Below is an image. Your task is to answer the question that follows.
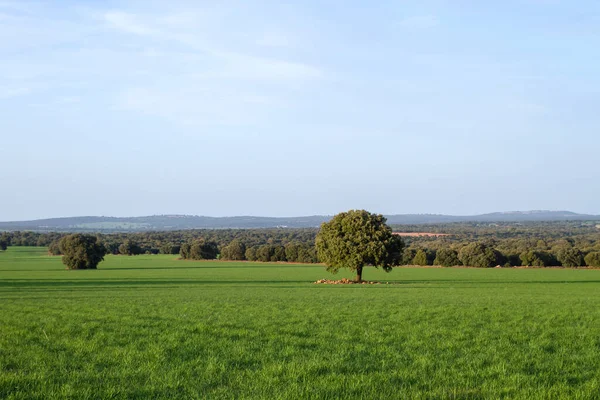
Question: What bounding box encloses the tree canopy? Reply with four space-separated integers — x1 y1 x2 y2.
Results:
180 239 219 260
433 248 460 267
315 210 403 282
458 242 503 268
220 239 246 260
59 234 107 270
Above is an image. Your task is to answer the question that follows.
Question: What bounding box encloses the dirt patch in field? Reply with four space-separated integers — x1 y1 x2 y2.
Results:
393 232 450 237
314 278 382 285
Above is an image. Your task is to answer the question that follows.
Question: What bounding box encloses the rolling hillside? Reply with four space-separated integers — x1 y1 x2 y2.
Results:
0 211 598 232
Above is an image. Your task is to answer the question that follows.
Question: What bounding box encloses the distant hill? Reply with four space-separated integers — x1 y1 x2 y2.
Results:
0 211 598 232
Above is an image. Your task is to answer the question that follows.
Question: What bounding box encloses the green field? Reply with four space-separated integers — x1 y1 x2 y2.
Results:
1 247 600 399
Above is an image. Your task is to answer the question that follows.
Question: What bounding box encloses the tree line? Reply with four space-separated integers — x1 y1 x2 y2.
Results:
1 220 599 267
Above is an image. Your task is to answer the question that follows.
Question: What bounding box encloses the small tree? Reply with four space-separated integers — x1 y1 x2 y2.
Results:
412 249 428 266
181 239 219 260
0 233 10 250
256 245 274 262
458 242 503 268
315 210 403 282
245 246 258 261
584 252 600 267
433 248 460 267
220 239 246 260
119 240 142 256
48 240 62 255
180 243 191 259
520 250 555 267
159 243 180 255
401 248 417 265
557 248 584 267
59 234 107 270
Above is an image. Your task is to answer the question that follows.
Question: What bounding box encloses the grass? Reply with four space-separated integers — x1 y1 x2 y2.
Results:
1 247 600 399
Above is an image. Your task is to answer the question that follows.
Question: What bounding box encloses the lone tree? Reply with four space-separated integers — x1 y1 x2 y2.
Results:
59 234 107 270
315 209 403 282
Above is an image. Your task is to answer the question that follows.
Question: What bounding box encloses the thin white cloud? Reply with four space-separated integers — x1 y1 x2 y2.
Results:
2 3 323 127
100 9 323 82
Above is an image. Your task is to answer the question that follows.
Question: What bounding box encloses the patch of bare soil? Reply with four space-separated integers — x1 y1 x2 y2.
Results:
314 278 381 285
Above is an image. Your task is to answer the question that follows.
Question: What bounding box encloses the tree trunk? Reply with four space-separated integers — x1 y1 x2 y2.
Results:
355 266 363 282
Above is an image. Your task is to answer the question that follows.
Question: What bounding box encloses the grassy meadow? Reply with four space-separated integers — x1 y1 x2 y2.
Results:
1 247 600 399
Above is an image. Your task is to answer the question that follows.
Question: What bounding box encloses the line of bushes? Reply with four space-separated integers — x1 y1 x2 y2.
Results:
400 243 600 268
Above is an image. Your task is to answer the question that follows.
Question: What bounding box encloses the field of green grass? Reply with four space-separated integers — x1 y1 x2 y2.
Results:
2 247 600 399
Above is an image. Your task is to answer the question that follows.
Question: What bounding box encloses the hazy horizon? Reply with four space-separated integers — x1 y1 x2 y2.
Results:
2 209 598 223
2 1 599 221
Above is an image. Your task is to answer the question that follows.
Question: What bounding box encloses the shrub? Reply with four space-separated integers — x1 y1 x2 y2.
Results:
59 234 107 270
584 252 600 267
412 249 428 266
433 248 460 267
458 243 503 268
520 251 555 267
557 248 584 267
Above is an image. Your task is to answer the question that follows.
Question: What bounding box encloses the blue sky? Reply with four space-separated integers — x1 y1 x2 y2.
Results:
1 0 598 220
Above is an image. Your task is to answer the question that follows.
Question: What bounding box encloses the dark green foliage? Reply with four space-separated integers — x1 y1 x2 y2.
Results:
119 240 142 256
458 242 503 268
284 242 301 262
183 240 219 260
520 251 556 267
557 248 585 267
248 245 287 262
584 252 600 267
0 232 10 251
179 243 191 259
220 239 246 260
504 254 522 267
2 220 597 269
412 249 428 266
255 245 287 262
284 242 319 263
58 234 107 270
255 245 272 262
315 210 403 281
47 240 62 255
433 248 460 267
103 241 120 255
272 245 287 262
297 246 318 263
159 243 180 255
401 248 417 265
245 246 258 261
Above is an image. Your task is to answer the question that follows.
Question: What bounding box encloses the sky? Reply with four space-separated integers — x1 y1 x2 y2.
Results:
1 0 599 220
